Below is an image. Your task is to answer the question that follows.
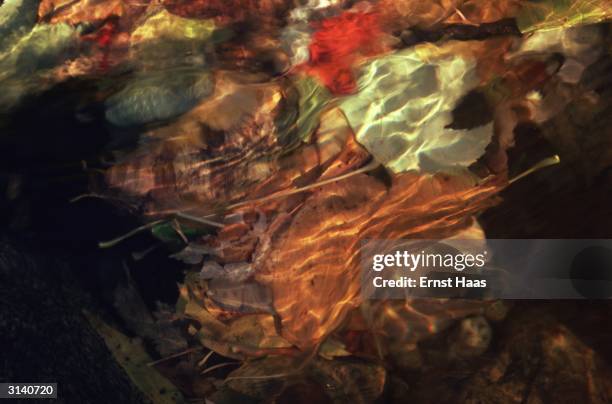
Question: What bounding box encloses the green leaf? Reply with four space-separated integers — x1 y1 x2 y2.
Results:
151 221 208 244
275 76 332 150
294 76 332 142
131 9 218 45
130 9 231 68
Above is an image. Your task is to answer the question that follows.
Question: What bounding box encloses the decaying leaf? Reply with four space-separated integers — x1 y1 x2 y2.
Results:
225 355 386 403
84 311 186 404
444 0 524 25
180 273 293 359
105 73 297 213
310 358 386 403
226 355 301 399
378 0 462 30
162 0 290 24
252 169 500 348
38 0 125 24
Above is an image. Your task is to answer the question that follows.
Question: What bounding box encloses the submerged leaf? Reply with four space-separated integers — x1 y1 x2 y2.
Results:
226 356 300 399
179 273 292 359
84 311 186 404
130 9 226 68
38 0 124 25
341 44 493 173
2 23 77 72
105 68 214 127
311 358 386 403
131 8 219 44
318 337 351 360
0 0 40 52
287 76 332 144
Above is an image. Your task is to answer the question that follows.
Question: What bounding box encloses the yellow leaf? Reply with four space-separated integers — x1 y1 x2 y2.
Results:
83 311 185 404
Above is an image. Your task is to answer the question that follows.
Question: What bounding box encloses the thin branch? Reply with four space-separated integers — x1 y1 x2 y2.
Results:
509 155 561 184
171 219 189 244
70 193 106 203
221 159 381 213
98 220 165 249
147 347 203 367
200 362 240 376
197 350 215 369
174 212 225 228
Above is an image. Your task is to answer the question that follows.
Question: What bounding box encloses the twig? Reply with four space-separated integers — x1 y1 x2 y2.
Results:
509 155 561 184
200 362 240 376
174 212 225 228
171 219 189 244
197 350 215 369
147 347 202 367
221 159 381 213
70 193 106 203
98 220 165 249
406 18 522 46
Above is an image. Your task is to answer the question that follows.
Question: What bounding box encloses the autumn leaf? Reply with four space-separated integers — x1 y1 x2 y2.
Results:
38 0 125 25
340 43 494 173
84 311 186 404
